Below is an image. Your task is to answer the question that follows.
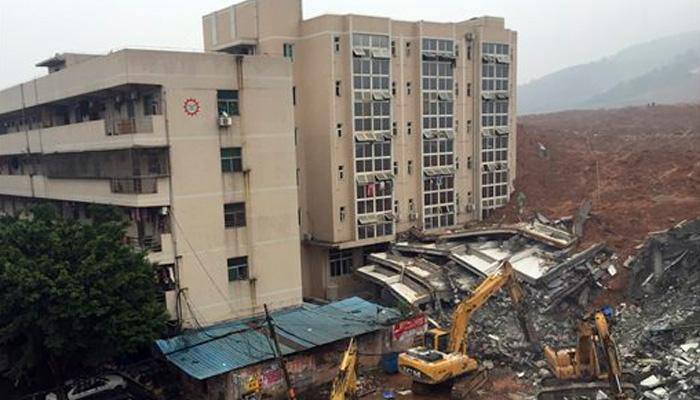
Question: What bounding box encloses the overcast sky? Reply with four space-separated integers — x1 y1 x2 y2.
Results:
0 0 698 89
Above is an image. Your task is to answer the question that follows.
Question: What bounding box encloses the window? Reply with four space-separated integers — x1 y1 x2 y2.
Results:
356 179 394 239
391 40 396 57
224 203 246 228
355 141 391 174
423 175 456 229
406 41 411 56
336 81 341 97
283 43 294 60
217 90 239 116
481 134 510 211
292 87 297 105
351 36 390 134
423 138 454 168
393 161 399 176
392 81 397 96
227 257 249 282
337 123 343 137
407 82 412 95
334 36 341 52
143 94 159 116
221 147 242 172
467 45 472 60
329 249 353 277
467 83 472 97
467 156 473 170
408 160 413 175
409 199 415 212
294 127 299 145
407 121 412 135
296 168 300 185
394 200 399 214
338 165 344 180
482 100 509 128
392 122 398 135
339 207 346 222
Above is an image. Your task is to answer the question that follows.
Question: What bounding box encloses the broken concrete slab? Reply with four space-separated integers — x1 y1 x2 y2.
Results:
640 375 661 388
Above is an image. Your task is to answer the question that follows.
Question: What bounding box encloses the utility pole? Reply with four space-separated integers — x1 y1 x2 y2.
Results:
264 304 296 400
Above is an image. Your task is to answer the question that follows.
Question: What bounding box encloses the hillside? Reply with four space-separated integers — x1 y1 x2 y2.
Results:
519 31 700 114
496 104 700 257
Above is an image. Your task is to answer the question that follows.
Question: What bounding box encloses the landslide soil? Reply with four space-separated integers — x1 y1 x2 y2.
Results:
495 104 700 259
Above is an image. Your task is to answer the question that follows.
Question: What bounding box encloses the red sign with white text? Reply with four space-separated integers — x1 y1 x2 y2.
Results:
392 314 427 341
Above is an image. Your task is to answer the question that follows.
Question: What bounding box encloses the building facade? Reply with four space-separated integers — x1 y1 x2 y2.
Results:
0 50 303 327
0 0 516 327
203 0 518 300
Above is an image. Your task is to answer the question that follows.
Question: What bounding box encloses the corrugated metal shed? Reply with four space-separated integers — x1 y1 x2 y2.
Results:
155 297 399 380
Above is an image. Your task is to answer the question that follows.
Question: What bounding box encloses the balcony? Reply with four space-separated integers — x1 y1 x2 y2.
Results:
110 177 159 194
0 115 167 156
0 175 33 197
146 233 175 265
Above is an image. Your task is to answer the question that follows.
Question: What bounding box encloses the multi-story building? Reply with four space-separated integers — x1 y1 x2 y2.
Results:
0 0 516 327
203 0 517 300
0 50 303 327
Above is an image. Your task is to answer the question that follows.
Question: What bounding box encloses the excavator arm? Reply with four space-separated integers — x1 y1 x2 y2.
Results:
330 338 359 400
543 312 630 400
594 313 625 398
447 261 533 354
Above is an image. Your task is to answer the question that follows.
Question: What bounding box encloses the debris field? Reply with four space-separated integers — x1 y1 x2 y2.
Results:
351 105 700 400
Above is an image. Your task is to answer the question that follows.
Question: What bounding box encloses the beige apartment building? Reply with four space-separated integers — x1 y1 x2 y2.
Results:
0 0 516 327
203 0 517 300
0 50 303 327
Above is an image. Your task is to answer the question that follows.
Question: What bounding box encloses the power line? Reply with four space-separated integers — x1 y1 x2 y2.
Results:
170 211 240 317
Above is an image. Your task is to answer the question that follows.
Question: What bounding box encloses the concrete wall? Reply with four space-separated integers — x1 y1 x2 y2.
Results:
0 50 303 327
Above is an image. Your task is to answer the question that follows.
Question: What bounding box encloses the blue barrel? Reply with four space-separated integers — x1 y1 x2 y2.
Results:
381 352 399 374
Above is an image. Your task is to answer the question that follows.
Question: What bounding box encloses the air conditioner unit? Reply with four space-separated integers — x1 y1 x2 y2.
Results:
218 117 233 127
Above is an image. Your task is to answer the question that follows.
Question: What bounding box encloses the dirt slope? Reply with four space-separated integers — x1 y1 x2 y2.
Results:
498 104 700 258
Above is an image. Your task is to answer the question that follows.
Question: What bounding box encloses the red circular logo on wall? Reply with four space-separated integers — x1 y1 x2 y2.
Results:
183 98 201 116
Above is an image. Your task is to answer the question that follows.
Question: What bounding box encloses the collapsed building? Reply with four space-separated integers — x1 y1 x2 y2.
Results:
356 217 616 321
355 217 699 399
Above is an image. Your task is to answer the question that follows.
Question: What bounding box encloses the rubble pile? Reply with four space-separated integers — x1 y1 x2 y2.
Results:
614 219 700 399
357 216 699 398
468 219 700 398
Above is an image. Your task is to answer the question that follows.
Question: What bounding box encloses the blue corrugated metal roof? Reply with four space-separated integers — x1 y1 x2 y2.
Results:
155 297 399 380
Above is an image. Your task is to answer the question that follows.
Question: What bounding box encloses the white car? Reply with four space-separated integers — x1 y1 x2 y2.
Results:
45 374 127 400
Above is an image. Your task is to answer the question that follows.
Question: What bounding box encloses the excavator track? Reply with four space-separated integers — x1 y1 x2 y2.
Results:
536 380 637 400
450 370 489 400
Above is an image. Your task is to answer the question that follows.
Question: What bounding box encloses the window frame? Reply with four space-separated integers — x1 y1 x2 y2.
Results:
329 249 353 277
220 147 242 173
224 202 246 228
217 90 240 117
227 256 249 282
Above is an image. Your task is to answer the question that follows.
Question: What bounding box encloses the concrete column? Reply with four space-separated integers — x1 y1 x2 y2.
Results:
652 240 664 283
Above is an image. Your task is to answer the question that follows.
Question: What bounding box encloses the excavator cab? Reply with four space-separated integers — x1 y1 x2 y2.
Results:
424 328 450 353
540 311 635 400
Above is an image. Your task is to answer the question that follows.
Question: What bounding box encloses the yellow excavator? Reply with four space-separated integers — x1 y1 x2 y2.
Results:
330 337 359 400
543 311 634 399
398 261 535 395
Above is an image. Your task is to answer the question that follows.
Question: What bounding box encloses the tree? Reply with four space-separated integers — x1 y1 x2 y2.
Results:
0 205 167 394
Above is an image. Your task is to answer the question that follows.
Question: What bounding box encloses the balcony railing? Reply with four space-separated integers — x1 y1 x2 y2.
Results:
107 117 155 136
110 177 159 194
125 235 163 253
